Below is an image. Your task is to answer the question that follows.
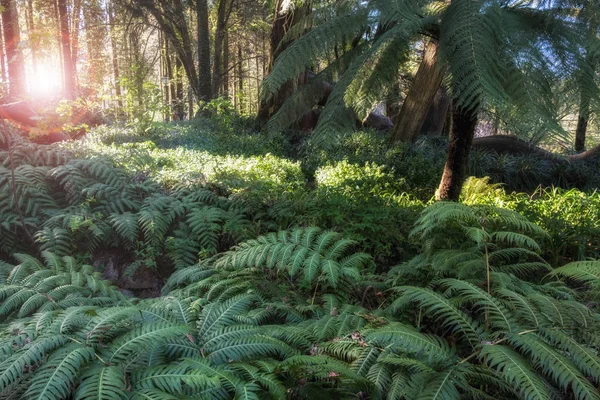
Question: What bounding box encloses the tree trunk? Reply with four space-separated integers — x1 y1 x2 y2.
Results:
175 56 184 119
0 19 7 85
257 0 296 120
390 39 446 143
436 104 478 201
107 2 122 109
213 0 228 96
197 0 212 101
238 45 243 113
71 0 82 86
421 86 451 136
57 0 75 98
223 30 229 97
25 0 37 74
1 0 26 98
159 34 171 122
575 91 591 152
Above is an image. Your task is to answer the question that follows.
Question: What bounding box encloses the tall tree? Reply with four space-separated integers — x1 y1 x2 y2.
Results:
197 0 212 100
107 1 123 108
57 0 75 97
127 0 200 99
213 0 231 96
1 0 26 98
71 0 82 86
25 0 37 74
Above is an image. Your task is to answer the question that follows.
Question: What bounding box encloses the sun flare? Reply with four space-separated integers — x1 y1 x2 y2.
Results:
29 63 61 96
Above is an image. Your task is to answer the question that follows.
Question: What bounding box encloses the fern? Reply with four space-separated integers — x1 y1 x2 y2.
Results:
1 203 600 399
218 228 371 290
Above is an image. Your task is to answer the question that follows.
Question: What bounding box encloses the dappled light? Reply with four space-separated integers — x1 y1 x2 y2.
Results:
1 0 600 399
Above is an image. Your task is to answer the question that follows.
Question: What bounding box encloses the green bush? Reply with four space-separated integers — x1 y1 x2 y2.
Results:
315 160 406 199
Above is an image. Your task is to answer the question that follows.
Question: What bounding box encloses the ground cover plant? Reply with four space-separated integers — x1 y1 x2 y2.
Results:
2 118 600 399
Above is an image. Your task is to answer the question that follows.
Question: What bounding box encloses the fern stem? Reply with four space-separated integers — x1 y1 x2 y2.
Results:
459 328 538 364
311 281 319 305
485 245 491 296
67 335 108 365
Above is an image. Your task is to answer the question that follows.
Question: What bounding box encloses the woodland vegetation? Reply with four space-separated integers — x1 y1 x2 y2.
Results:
1 0 600 399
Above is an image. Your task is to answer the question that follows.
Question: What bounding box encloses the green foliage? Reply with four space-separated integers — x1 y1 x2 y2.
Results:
0 141 255 273
217 227 372 290
2 202 600 399
315 160 406 199
265 0 595 142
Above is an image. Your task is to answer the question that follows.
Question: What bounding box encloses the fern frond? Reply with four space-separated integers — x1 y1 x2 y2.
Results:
480 344 552 400
25 343 95 400
75 365 127 400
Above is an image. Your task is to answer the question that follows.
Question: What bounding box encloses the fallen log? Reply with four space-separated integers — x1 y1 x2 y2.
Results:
472 135 600 163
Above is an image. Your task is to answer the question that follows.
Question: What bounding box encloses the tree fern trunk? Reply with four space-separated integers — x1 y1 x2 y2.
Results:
436 104 478 201
257 0 300 121
421 87 451 136
575 92 590 152
390 40 446 143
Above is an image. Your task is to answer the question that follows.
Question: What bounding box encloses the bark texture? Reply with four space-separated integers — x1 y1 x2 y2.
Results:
197 0 212 101
107 2 123 108
575 93 590 152
1 0 26 98
436 105 478 201
57 0 75 97
390 40 446 143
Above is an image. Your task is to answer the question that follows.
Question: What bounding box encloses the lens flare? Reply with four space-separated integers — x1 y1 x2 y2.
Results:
29 63 61 96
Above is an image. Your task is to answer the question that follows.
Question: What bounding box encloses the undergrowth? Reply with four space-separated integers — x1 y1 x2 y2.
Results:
1 120 600 399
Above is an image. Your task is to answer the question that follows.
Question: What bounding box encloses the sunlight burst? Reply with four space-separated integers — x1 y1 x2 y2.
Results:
29 63 61 96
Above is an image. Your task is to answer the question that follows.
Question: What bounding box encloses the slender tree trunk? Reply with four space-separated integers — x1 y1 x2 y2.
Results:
175 56 184 119
25 0 37 74
238 45 243 113
83 0 103 93
390 40 446 143
53 0 64 88
1 0 26 98
165 44 175 117
197 0 212 101
436 104 478 201
71 0 82 86
57 0 75 98
232 47 237 110
107 2 122 109
213 0 228 96
0 19 7 85
162 34 170 122
575 90 591 152
223 30 229 97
